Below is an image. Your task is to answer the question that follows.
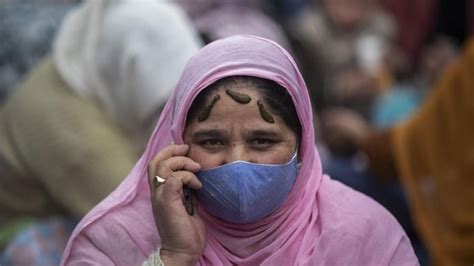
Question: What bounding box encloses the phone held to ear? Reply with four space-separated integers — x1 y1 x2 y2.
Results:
183 185 194 215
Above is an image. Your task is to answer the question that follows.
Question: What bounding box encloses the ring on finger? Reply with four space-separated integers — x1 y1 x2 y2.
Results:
153 175 167 187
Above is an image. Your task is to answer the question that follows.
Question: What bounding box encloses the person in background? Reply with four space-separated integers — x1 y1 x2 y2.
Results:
0 0 78 103
61 35 417 265
381 0 474 67
0 0 201 264
261 0 310 21
320 35 458 265
175 0 292 50
285 0 396 113
371 35 458 129
325 38 474 265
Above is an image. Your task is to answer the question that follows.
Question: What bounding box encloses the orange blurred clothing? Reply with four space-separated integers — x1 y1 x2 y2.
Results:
363 39 474 265
392 38 474 265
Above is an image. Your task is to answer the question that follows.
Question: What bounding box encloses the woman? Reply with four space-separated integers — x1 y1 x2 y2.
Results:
61 35 418 265
0 0 201 260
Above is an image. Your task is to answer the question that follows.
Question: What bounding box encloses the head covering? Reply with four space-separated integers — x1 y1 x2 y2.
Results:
61 35 417 265
53 0 202 150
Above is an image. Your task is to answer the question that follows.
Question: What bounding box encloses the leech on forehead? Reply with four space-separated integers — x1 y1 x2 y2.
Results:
257 100 275 123
225 89 251 104
197 94 221 122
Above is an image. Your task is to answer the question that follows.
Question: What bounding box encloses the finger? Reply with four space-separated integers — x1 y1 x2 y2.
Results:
170 171 202 190
148 144 189 179
153 171 202 199
154 175 184 204
152 172 201 211
158 156 201 175
150 175 168 190
148 156 201 188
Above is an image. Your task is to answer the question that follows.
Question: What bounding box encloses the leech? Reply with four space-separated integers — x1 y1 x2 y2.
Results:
197 94 221 122
225 89 251 104
257 100 275 123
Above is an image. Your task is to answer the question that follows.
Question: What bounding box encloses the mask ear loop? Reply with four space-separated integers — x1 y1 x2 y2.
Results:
295 146 303 172
297 162 303 172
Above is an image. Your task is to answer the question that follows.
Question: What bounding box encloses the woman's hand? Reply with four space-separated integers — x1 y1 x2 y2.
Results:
148 144 206 265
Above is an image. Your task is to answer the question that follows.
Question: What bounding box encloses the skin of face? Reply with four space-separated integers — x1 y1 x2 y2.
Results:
183 86 298 170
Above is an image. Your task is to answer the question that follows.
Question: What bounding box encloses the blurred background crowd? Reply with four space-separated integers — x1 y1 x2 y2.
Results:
0 0 473 265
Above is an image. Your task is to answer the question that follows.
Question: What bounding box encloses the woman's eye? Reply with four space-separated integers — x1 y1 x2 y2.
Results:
200 139 224 148
250 138 276 147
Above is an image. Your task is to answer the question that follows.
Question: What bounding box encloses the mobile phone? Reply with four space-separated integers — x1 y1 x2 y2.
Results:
183 185 194 215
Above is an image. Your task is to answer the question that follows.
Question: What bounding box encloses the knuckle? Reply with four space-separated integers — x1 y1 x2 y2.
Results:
156 162 168 175
147 163 154 175
168 174 180 182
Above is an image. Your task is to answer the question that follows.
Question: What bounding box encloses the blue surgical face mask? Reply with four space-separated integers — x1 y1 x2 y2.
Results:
196 153 298 224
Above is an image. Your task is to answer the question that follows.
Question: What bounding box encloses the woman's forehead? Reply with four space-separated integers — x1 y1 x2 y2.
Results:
204 83 262 99
181 74 304 142
194 87 271 123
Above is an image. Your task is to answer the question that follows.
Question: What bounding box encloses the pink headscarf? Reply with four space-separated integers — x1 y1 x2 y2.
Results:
61 35 418 265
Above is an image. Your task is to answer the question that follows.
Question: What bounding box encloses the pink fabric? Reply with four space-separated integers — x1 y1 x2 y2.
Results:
61 35 418 265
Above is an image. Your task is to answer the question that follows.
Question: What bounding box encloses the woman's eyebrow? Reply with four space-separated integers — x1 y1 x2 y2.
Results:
247 130 280 138
192 129 227 138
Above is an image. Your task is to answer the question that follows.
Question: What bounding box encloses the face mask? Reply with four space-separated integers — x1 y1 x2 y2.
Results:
196 153 298 224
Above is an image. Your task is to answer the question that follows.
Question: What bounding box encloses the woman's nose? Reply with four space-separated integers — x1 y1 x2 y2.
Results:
224 144 254 164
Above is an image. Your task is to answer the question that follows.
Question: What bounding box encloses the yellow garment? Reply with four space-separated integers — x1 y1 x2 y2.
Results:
393 39 474 265
0 58 138 226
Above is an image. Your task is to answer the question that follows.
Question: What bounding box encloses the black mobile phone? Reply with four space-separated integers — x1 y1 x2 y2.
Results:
183 185 194 215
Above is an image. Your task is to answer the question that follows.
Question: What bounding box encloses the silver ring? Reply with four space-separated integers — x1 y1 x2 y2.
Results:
153 175 166 187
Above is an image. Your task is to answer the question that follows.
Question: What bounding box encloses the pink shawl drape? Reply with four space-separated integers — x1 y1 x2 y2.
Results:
61 35 418 265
